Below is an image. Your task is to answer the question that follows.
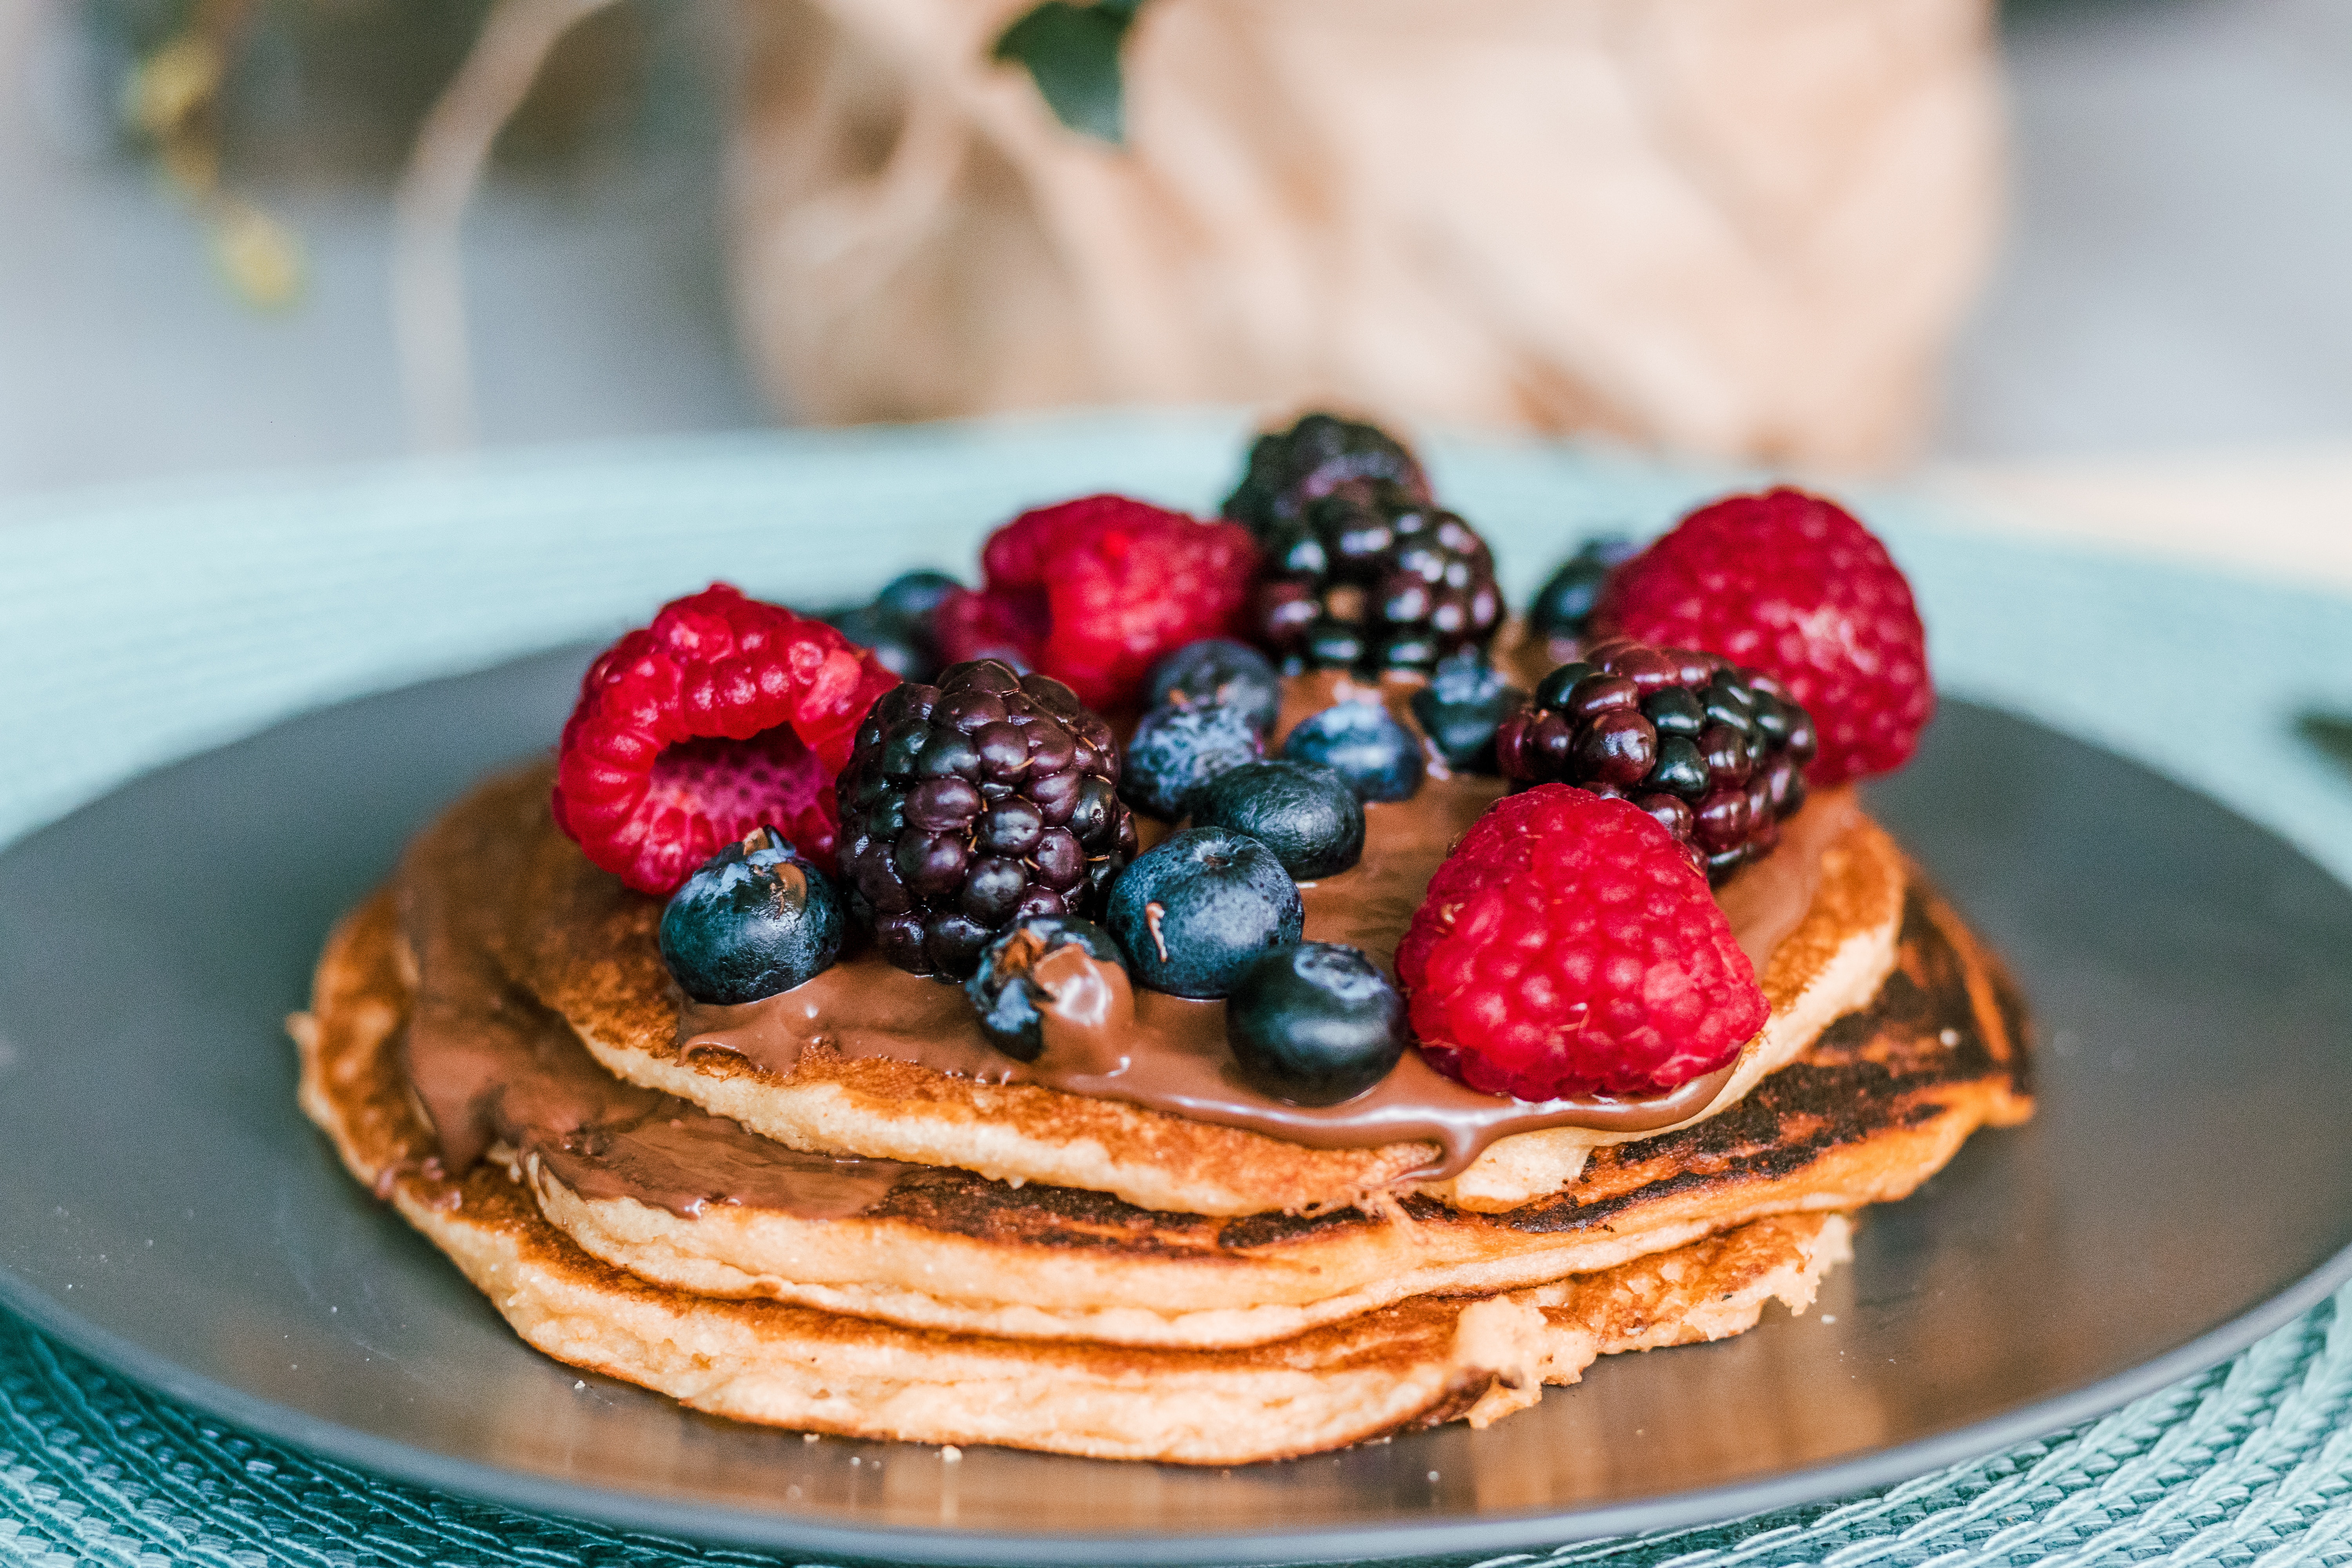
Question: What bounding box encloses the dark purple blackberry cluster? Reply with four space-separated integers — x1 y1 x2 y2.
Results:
1249 484 1506 675
1221 412 1430 534
836 659 1137 979
1495 639 1818 886
1222 413 1502 677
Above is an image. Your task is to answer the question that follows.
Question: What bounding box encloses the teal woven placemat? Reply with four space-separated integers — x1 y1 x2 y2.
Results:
7 412 2352 1566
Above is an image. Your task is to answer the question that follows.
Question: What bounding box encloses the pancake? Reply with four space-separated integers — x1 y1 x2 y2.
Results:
312 833 2024 1348
463 764 1909 1217
292 898 1853 1462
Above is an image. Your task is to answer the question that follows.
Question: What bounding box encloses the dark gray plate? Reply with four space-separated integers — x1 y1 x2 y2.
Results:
4 652 2351 1566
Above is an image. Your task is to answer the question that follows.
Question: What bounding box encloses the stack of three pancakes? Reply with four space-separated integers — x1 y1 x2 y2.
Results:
294 758 2030 1464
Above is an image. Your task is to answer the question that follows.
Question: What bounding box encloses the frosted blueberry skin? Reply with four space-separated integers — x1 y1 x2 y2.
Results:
820 603 931 681
1410 650 1528 775
1120 702 1265 820
874 569 962 625
1145 638 1282 737
1187 760 1365 880
659 828 846 1005
1106 826 1303 999
965 915 1127 1063
1281 701 1425 803
1225 942 1409 1106
1528 535 1637 642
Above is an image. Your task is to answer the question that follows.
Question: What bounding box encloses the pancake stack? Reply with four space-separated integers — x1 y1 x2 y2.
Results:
294 737 2031 1463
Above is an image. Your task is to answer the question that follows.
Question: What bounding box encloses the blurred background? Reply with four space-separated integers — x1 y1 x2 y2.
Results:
0 0 2347 501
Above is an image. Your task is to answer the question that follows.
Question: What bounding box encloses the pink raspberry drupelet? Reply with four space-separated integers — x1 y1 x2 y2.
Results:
933 494 1258 713
1592 487 1933 786
552 583 901 895
1396 784 1768 1101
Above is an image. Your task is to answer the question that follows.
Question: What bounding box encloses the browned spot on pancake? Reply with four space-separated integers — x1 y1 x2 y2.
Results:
1216 881 2032 1248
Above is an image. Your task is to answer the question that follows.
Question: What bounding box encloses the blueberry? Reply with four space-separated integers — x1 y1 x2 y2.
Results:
1528 535 1638 641
658 827 846 1005
1408 651 1527 774
1146 638 1281 736
1187 760 1364 880
1120 702 1264 819
1281 702 1425 802
965 915 1127 1062
1105 826 1303 998
874 570 961 626
821 603 931 681
1225 943 1408 1106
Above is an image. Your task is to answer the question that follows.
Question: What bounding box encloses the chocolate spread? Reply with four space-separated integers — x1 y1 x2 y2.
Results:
396 777 913 1220
677 778 1860 1180
397 690 1856 1214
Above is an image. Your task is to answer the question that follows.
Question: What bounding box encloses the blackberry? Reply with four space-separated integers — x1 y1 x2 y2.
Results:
1495 638 1818 886
836 659 1137 980
1221 414 1501 677
1221 412 1430 535
1244 481 1504 676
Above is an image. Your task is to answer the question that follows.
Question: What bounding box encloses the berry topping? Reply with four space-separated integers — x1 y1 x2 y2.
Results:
1528 535 1639 649
1242 482 1505 677
875 569 963 626
1105 826 1303 998
1396 784 1766 1101
1281 701 1425 803
820 605 929 682
966 915 1129 1063
553 584 900 896
1225 942 1408 1107
1187 760 1365 880
835 659 1137 980
1121 701 1265 820
933 495 1257 713
819 569 964 683
1408 650 1527 775
658 827 846 1005
1221 411 1431 534
1494 638 1815 886
1146 638 1282 737
1591 488 1932 784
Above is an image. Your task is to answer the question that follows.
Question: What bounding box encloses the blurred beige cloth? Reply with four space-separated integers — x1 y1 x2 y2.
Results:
729 0 2002 469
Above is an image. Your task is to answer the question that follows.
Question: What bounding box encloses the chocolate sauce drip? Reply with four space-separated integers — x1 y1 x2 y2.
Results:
678 779 1861 1181
394 715 1856 1218
397 773 913 1221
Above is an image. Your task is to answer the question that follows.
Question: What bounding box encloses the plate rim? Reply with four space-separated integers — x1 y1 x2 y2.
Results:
9 1241 2352 1565
6 677 2352 1563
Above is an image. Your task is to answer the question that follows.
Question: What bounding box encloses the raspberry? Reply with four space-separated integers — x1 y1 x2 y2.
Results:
1494 637 1816 886
933 496 1258 713
553 584 900 896
1590 488 1932 785
835 659 1138 980
1395 785 1766 1100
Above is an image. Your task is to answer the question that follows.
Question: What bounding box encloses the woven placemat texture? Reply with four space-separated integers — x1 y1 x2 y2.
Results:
6 415 2352 1566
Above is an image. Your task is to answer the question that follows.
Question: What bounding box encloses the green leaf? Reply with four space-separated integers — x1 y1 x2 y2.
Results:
993 0 1145 145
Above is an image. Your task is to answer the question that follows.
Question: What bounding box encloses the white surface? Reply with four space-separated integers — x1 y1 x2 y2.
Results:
1 0 2348 499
